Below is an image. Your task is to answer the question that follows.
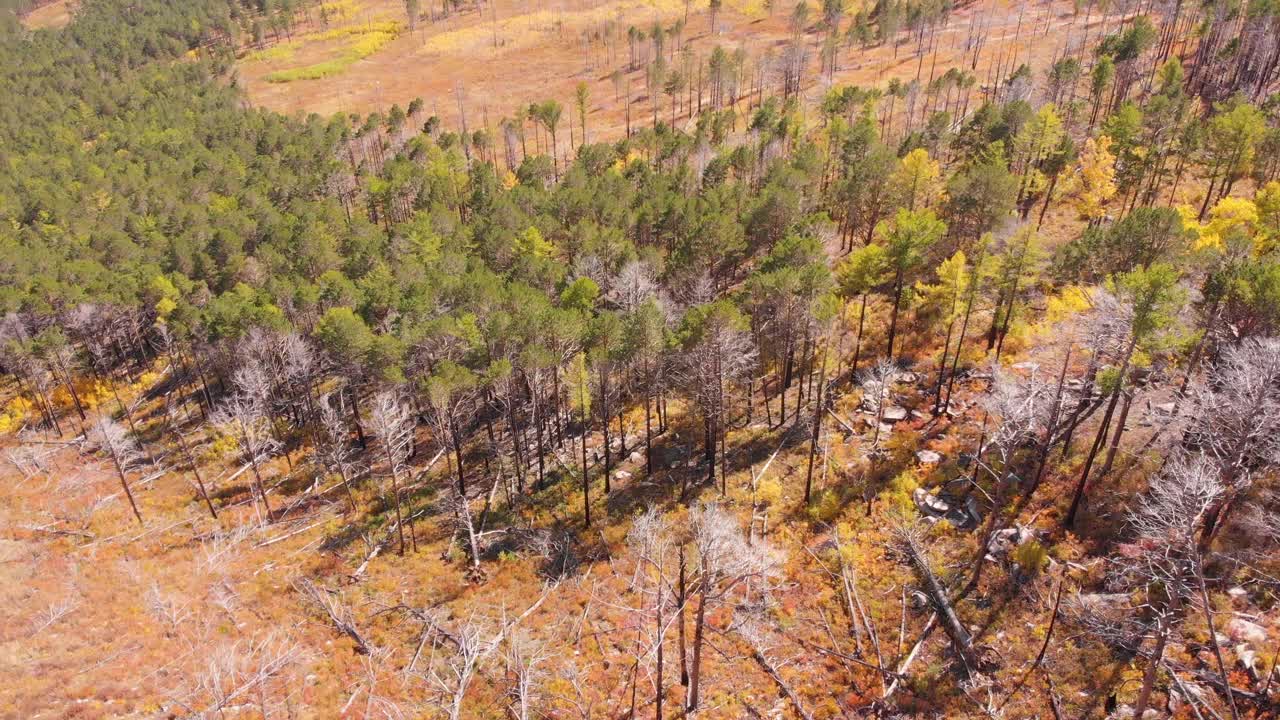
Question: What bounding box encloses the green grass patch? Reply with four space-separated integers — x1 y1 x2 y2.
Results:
263 23 401 83
245 41 300 63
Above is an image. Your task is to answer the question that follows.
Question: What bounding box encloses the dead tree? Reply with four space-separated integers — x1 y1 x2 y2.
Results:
418 589 553 720
626 508 680 720
211 394 280 525
1183 337 1280 550
93 417 145 525
1111 453 1237 720
963 366 1052 596
368 390 415 555
504 629 551 720
898 526 980 672
162 396 218 520
686 503 782 712
317 392 360 514
294 578 372 654
860 359 898 447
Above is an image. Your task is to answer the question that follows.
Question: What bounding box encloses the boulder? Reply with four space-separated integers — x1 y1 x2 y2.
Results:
1237 644 1259 674
628 451 643 465
1011 361 1039 373
916 449 943 465
1226 617 1268 646
913 488 951 515
613 469 633 481
882 406 909 422
1153 401 1177 415
892 371 919 385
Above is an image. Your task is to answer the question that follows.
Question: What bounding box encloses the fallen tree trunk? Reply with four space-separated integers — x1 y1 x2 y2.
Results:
902 534 979 671
748 646 814 720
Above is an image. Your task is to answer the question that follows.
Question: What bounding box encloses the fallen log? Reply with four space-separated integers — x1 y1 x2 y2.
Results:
749 646 814 720
902 534 979 671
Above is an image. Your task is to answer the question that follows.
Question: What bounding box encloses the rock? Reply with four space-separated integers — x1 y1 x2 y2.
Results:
628 451 643 465
916 449 943 464
1011 361 1039 372
613 469 632 481
1227 586 1248 603
1154 401 1177 415
1237 644 1259 674
1226 617 1267 646
892 370 919 384
908 590 930 610
914 487 951 515
882 406 908 422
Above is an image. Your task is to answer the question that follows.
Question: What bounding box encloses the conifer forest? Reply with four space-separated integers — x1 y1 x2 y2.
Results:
2 0 1280 716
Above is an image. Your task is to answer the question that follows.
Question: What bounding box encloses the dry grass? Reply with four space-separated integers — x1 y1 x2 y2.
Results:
19 0 75 30
239 0 1089 157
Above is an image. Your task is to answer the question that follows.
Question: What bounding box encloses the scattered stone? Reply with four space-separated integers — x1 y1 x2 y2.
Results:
989 526 1037 557
914 488 951 515
1227 617 1267 646
916 450 943 465
1237 644 1259 674
949 496 982 529
882 406 908 422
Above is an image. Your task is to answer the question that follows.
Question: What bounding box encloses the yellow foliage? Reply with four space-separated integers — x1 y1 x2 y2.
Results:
892 148 944 209
1043 285 1093 324
0 396 34 434
244 41 300 63
319 0 362 21
131 370 162 396
880 469 919 515
50 378 108 412
264 23 403 83
806 489 843 523
1181 196 1259 252
203 431 241 464
755 477 783 508
1012 539 1049 576
1065 135 1117 222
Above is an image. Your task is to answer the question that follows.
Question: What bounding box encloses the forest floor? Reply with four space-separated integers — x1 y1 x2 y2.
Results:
238 0 1103 146
0 313 1190 717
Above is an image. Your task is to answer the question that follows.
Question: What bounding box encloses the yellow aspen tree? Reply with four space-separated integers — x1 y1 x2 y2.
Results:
1064 134 1117 225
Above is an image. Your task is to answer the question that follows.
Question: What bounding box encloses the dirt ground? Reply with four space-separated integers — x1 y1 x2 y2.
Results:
18 0 75 29
241 0 1098 146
